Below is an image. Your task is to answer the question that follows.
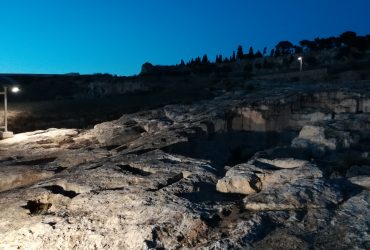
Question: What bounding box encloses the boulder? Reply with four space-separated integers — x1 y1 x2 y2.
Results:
244 179 343 211
217 160 322 195
93 121 145 146
216 164 262 195
292 125 337 151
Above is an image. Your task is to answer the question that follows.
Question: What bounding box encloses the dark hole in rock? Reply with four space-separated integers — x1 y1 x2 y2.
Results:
153 173 184 191
201 213 222 228
158 158 180 164
163 131 297 176
222 208 232 217
45 222 57 229
22 200 52 215
44 185 79 198
103 145 120 150
12 157 57 166
176 235 185 242
117 164 151 176
176 182 245 204
114 145 128 152
52 166 67 173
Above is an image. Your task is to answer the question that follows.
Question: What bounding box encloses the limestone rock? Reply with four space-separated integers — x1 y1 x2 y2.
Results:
244 179 343 211
292 125 337 151
256 157 309 169
93 121 145 146
348 176 370 189
216 164 262 195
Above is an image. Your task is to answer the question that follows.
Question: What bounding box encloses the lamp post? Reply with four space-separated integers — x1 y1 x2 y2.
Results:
0 86 20 139
298 56 303 72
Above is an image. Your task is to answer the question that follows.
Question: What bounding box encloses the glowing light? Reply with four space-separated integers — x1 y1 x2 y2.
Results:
11 87 20 93
298 57 302 61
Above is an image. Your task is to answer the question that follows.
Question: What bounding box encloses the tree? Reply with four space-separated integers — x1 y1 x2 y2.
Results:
216 55 223 63
194 56 201 65
340 31 357 47
270 49 275 57
300 40 316 51
231 51 236 62
180 59 185 66
202 54 209 64
263 47 267 56
247 46 254 59
255 50 263 58
237 45 244 60
275 41 294 56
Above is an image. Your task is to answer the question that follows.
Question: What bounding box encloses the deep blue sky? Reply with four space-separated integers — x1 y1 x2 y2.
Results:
0 0 369 76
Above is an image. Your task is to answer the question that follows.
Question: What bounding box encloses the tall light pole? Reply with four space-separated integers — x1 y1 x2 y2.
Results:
0 86 20 139
298 56 303 72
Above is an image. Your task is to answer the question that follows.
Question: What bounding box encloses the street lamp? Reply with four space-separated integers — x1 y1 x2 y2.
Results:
0 85 20 139
298 56 303 72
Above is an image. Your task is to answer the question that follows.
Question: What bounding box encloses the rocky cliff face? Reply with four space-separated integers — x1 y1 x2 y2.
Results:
0 81 370 249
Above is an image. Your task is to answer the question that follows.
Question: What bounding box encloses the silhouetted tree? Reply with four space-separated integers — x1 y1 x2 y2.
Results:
247 46 254 59
180 59 185 66
275 41 294 56
270 49 275 57
231 51 236 62
300 40 316 51
255 50 263 58
202 54 209 64
314 37 335 50
194 57 201 65
216 55 223 63
263 47 267 56
340 31 357 47
237 45 244 60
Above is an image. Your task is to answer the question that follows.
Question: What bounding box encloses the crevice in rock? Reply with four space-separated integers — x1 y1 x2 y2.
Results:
103 145 120 150
176 182 245 204
163 131 296 177
149 173 184 191
44 185 79 198
51 166 67 173
44 221 57 229
126 148 155 155
116 164 151 176
12 157 57 166
91 187 126 194
145 226 165 250
85 164 103 170
113 145 128 152
22 200 52 215
201 213 222 228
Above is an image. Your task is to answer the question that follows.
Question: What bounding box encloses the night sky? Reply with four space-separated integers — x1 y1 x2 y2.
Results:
0 0 369 76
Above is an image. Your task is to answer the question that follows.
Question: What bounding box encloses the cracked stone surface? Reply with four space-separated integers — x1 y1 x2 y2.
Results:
1 82 370 249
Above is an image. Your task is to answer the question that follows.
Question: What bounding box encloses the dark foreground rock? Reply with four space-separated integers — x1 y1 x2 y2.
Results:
1 81 370 249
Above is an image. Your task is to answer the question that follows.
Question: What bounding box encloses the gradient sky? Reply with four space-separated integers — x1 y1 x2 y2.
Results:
0 0 369 76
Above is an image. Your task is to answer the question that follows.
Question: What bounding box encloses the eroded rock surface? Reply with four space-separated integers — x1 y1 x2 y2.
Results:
1 83 370 249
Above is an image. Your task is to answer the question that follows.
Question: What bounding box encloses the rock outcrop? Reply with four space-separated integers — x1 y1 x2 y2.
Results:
1 81 370 249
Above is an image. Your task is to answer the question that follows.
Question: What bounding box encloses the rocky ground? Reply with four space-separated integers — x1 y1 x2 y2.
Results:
0 80 370 249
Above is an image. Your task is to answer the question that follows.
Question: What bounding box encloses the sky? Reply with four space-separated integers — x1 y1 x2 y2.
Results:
0 0 369 76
